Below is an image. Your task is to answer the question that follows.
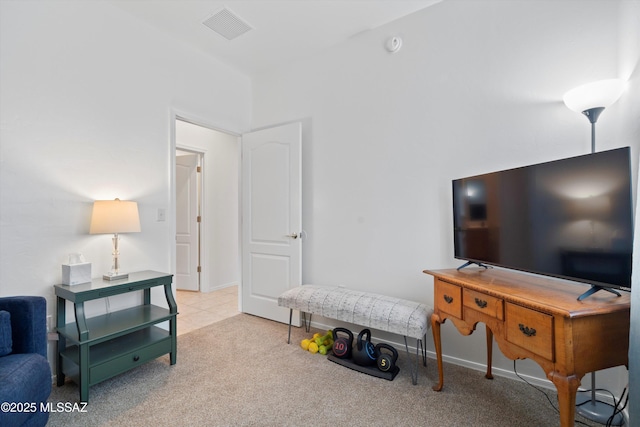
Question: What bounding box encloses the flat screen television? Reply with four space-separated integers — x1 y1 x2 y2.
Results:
452 147 633 300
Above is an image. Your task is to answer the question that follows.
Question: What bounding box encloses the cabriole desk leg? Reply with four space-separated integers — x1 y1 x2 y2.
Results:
485 327 494 380
431 312 445 392
549 372 580 427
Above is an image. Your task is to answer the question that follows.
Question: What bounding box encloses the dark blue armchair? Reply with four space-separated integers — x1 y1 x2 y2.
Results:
0 296 52 427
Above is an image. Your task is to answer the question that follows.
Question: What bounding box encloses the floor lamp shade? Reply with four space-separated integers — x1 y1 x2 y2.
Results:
563 78 626 114
90 199 141 280
563 78 626 155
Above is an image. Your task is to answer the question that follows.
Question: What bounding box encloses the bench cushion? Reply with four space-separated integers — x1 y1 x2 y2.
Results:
278 285 432 340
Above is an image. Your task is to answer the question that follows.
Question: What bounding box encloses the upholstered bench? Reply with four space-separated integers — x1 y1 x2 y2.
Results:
278 285 433 384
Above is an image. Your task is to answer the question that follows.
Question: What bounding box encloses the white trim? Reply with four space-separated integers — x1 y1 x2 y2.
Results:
207 281 240 293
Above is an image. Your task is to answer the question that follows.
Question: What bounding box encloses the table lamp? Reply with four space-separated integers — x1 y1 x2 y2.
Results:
90 198 141 280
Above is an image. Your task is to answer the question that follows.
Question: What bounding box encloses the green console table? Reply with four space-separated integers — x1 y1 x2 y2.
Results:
54 270 177 402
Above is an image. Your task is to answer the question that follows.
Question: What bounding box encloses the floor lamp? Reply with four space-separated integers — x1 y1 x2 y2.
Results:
563 78 626 425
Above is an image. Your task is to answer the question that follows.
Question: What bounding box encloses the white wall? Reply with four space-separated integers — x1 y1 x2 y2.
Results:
251 0 639 401
175 120 240 293
0 1 250 324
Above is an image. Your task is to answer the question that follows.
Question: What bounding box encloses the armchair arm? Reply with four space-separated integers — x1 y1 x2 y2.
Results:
0 296 47 358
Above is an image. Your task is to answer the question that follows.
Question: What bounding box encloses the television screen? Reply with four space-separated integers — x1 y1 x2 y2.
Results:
453 147 633 294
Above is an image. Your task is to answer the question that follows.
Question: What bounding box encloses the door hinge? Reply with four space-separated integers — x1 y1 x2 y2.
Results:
197 166 201 173
197 216 201 222
197 266 201 273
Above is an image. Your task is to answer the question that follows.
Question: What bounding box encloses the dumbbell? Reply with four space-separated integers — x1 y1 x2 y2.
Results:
375 343 398 372
331 327 353 359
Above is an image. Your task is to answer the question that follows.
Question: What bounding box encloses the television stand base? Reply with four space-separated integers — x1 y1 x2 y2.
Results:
456 261 491 271
577 285 621 301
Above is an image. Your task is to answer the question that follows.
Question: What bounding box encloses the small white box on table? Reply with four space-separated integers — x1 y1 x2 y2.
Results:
61 254 92 285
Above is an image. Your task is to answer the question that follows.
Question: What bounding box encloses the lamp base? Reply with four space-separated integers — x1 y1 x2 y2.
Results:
103 272 129 281
575 395 624 426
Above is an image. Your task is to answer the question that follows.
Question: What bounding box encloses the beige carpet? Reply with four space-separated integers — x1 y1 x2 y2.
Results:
47 313 603 426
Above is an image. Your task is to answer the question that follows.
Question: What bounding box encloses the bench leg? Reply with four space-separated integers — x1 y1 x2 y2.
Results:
286 309 313 344
422 333 428 367
302 312 312 332
404 336 423 385
287 309 293 344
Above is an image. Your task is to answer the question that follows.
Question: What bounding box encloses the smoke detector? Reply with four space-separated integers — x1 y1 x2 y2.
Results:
385 36 403 53
203 7 253 41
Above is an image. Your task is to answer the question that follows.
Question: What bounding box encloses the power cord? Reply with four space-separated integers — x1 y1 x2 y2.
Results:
512 361 593 427
512 360 558 413
605 388 628 427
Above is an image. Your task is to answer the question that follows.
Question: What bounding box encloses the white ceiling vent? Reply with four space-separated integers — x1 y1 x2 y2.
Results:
203 7 253 41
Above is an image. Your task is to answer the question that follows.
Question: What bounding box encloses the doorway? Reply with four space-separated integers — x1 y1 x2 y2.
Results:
174 118 241 298
171 115 302 328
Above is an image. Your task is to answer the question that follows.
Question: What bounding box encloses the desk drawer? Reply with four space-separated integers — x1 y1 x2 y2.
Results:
98 281 151 297
435 280 462 318
463 289 504 320
505 303 554 361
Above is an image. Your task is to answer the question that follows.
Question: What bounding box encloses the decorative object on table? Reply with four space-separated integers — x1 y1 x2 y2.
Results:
61 253 91 285
563 79 627 427
89 198 141 281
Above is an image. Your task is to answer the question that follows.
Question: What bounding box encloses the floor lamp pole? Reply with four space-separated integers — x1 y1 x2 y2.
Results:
581 106 604 155
574 106 624 426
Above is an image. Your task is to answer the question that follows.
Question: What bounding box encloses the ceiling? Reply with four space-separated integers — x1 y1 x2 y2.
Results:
109 1 442 77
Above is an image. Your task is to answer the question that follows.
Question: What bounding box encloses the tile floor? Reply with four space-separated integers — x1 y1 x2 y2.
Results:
175 285 240 336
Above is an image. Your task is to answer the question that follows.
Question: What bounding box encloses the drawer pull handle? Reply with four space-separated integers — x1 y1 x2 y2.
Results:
518 324 536 337
133 355 140 362
474 298 488 308
443 295 453 304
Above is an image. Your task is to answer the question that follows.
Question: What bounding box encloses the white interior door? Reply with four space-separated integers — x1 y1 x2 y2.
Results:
176 153 200 291
241 122 301 325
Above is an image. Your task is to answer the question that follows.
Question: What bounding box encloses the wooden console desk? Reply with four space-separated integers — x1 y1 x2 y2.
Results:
425 268 630 427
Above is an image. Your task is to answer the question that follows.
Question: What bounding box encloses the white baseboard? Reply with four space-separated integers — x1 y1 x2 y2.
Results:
205 281 239 292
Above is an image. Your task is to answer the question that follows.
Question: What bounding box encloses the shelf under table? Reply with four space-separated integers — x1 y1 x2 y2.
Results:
57 304 173 345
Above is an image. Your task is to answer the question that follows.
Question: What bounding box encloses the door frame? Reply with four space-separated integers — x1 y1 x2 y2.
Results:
169 109 242 307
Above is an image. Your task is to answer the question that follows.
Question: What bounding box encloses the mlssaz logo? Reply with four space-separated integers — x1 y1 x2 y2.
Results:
41 402 88 413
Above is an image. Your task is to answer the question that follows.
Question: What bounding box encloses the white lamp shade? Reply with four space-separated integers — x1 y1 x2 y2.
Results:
563 78 626 113
90 199 141 234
